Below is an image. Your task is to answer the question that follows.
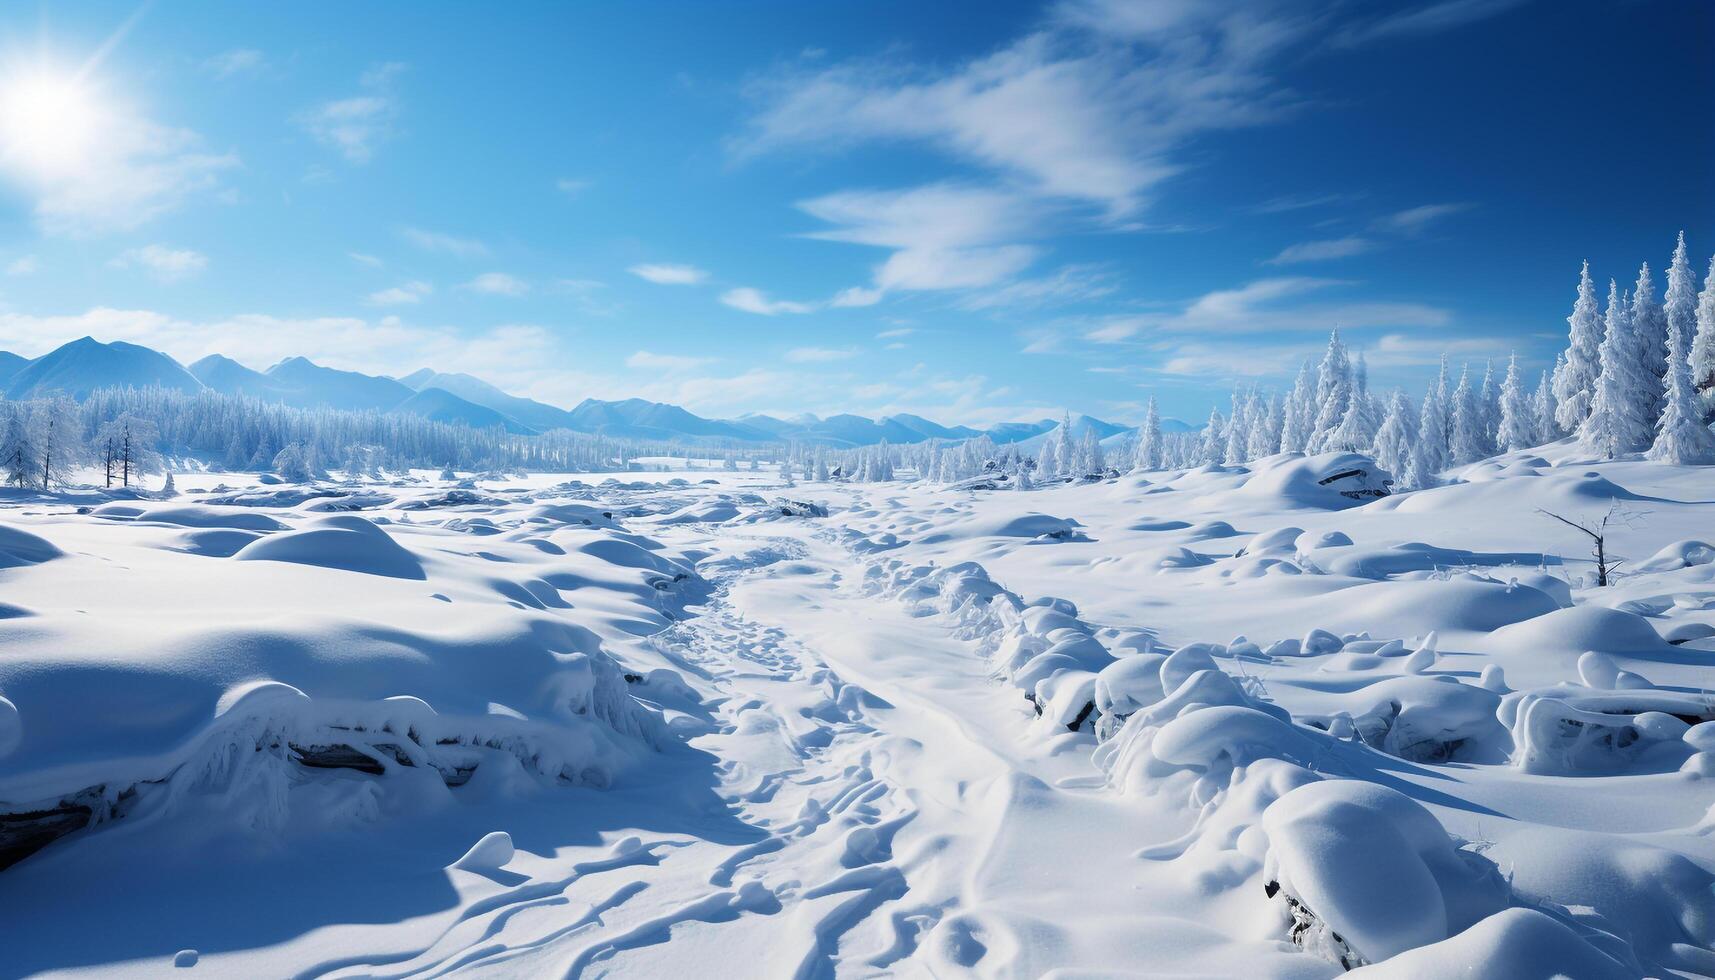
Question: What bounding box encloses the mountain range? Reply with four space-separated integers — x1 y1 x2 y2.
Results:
0 336 1194 447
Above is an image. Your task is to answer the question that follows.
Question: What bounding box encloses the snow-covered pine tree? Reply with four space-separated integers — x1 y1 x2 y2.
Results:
1278 359 1315 452
1052 412 1076 478
1224 388 1251 463
1631 262 1668 423
1199 406 1225 464
1373 389 1416 487
1554 261 1604 432
1309 330 1352 449
1448 364 1490 464
1081 428 1105 476
1533 368 1559 444
1478 359 1501 453
1413 369 1448 473
1497 353 1535 452
1038 438 1059 480
1324 386 1372 453
1249 392 1281 460
1692 252 1715 420
1581 279 1654 458
1135 397 1162 472
1647 233 1715 464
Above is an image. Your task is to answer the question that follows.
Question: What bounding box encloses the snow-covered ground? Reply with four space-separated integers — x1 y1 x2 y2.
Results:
1 447 1712 977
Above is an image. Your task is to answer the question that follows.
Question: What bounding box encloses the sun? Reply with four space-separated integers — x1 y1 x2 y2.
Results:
0 66 106 180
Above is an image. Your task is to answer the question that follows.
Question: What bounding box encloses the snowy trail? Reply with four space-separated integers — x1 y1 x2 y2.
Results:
273 529 1004 979
289 523 1234 979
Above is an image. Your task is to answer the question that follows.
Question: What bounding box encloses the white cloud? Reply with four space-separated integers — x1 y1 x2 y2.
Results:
1335 0 1530 46
830 286 883 308
109 244 208 282
1263 236 1377 265
797 183 1046 294
366 280 432 305
960 264 1115 310
555 178 591 195
399 226 488 257
203 49 265 79
6 255 39 277
629 263 709 285
784 346 857 363
1375 202 1472 235
626 350 714 372
720 287 816 316
1078 276 1450 342
876 327 914 339
348 252 383 267
299 63 405 163
464 272 529 296
737 11 1294 217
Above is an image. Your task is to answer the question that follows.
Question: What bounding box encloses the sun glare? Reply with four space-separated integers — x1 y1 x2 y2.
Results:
0 66 104 179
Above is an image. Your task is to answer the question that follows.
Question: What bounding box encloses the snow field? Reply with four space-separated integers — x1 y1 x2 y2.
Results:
0 450 1712 976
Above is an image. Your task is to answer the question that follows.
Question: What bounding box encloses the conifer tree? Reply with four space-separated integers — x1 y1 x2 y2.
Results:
1309 330 1352 449
1648 233 1715 463
1279 359 1316 452
1631 262 1668 422
1532 368 1559 444
1497 354 1535 452
1448 364 1489 464
1199 406 1225 464
1372 389 1416 486
1553 261 1604 431
1135 397 1162 472
1691 253 1715 419
1581 279 1654 457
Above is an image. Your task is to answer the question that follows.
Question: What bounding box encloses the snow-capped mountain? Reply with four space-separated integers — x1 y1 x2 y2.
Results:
0 337 1160 447
398 370 578 433
392 386 537 434
263 357 418 413
188 354 293 400
5 336 203 400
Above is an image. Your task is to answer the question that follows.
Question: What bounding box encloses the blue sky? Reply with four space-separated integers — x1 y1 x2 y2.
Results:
0 0 1709 425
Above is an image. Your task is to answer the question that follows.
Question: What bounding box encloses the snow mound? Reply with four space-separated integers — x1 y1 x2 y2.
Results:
1637 538 1715 571
1261 779 1506 967
91 503 288 531
1239 452 1392 510
0 524 61 568
232 515 426 579
1346 908 1633 980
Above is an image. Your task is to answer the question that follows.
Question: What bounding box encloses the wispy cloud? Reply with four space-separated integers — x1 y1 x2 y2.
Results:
798 183 1044 294
5 255 39 277
464 272 529 296
555 178 591 196
1335 0 1530 46
109 244 207 282
629 262 708 285
202 49 265 79
366 280 432 305
784 346 857 363
1263 236 1377 265
721 287 815 315
627 350 714 372
348 252 383 267
299 62 405 163
1082 276 1450 341
1374 202 1473 235
399 226 488 257
737 4 1306 218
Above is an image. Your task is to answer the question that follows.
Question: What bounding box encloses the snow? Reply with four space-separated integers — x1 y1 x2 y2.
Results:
2 452 1714 976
